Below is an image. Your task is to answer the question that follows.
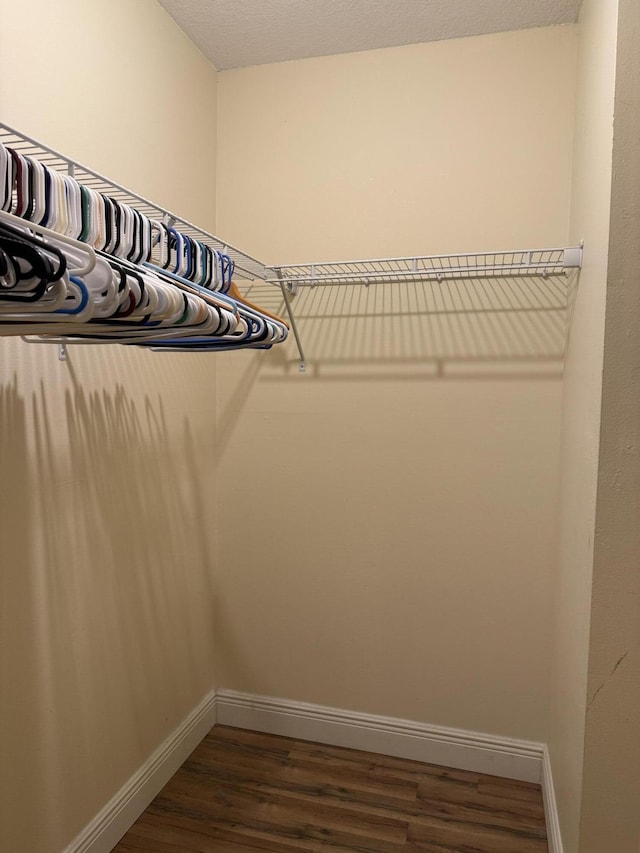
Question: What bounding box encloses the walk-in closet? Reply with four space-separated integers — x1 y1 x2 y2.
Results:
0 1 638 852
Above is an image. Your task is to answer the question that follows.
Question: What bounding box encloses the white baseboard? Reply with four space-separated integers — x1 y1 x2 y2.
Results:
541 746 564 853
62 688 217 853
62 688 563 853
216 688 544 784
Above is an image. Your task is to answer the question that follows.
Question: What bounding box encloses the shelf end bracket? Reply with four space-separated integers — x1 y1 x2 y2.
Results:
275 268 307 373
563 246 583 269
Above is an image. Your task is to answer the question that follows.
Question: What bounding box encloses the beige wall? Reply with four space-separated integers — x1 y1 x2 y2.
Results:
580 0 640 849
215 27 577 740
218 27 576 263
549 0 619 850
0 0 217 230
0 2 218 851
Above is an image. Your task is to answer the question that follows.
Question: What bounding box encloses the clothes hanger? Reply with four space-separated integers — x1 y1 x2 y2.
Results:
150 219 171 269
0 243 19 289
0 142 13 212
227 281 289 330
85 188 101 248
0 151 284 353
0 209 95 274
9 149 28 218
20 156 44 225
0 209 214 342
48 167 67 235
0 223 67 302
79 184 92 242
62 175 82 239
0 220 74 319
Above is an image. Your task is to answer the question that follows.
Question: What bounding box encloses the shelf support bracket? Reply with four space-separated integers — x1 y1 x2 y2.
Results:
275 268 306 372
563 245 583 268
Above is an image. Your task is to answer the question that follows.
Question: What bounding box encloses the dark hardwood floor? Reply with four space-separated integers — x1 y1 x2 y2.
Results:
113 726 549 852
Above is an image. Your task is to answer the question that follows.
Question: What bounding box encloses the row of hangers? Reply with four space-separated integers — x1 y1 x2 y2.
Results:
0 143 232 290
0 141 288 351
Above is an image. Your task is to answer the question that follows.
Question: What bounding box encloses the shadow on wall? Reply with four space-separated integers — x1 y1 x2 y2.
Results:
244 274 577 380
215 349 265 464
0 370 216 851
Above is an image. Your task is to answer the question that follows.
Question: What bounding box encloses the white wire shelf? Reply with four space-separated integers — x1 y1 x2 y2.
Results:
1 122 583 372
0 122 266 281
266 247 582 288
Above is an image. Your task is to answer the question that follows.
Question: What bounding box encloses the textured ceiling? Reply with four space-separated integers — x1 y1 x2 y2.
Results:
157 0 583 71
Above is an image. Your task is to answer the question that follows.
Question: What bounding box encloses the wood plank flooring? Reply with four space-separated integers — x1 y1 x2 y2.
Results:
113 726 549 853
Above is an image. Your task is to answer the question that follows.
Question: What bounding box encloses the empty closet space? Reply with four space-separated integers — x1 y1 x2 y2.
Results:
2 1 635 853
114 727 549 852
214 24 576 743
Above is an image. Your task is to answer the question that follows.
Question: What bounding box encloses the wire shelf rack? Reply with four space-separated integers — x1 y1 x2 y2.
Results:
1 122 583 372
0 122 267 281
266 247 583 289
